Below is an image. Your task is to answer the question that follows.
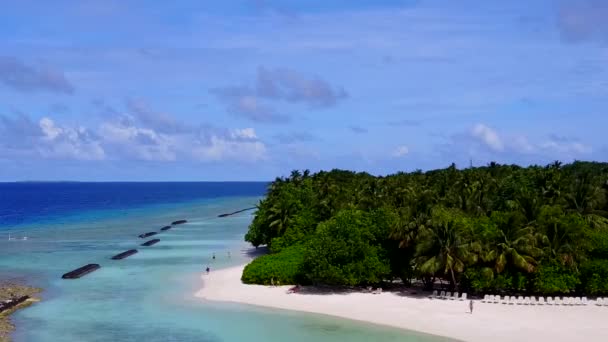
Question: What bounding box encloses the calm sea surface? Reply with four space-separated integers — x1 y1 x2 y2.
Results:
0 182 446 342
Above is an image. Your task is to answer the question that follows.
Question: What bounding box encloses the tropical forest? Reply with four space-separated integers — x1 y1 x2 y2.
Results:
242 161 608 296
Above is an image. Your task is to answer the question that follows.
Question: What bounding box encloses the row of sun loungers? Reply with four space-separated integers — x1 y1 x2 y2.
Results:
428 290 467 301
592 298 608 306
428 292 608 306
479 294 606 306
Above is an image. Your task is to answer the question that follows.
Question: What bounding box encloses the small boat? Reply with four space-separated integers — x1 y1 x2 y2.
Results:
141 239 160 247
171 219 187 225
160 226 172 231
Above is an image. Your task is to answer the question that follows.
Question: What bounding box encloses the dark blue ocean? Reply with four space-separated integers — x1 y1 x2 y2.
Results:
0 182 440 342
0 182 268 228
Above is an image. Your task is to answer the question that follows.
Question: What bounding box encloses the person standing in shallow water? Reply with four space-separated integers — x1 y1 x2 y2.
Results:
206 267 210 274
469 300 474 314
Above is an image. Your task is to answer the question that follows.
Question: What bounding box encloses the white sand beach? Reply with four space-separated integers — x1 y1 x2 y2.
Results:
196 263 608 342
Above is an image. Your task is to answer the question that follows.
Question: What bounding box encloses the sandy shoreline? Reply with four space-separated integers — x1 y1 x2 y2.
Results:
195 263 608 342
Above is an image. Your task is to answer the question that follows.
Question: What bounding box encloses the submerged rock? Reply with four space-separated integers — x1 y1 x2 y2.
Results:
61 264 101 279
141 239 160 247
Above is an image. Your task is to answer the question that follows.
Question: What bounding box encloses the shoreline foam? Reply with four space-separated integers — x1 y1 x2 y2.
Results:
195 263 608 342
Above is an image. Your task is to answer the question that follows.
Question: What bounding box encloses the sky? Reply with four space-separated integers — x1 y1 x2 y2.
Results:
0 0 607 181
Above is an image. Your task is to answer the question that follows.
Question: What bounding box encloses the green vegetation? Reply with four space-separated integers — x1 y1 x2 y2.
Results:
243 162 608 296
242 245 305 285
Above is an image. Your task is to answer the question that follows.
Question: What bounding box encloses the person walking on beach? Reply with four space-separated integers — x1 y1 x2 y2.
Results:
212 253 216 260
469 299 474 314
206 266 210 274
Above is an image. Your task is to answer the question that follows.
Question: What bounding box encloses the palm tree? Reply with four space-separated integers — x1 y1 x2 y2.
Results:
540 216 580 268
267 197 295 237
514 187 542 224
389 185 435 247
566 173 608 229
414 218 472 290
289 170 303 184
486 212 541 274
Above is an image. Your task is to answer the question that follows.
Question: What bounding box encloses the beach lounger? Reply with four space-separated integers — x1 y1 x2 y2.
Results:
529 297 537 305
429 290 438 299
494 295 500 304
546 297 553 305
372 288 382 294
524 296 531 305
595 298 604 306
481 294 488 303
450 292 458 300
460 293 467 301
440 291 446 299
509 296 516 305
582 297 588 306
445 292 451 300
575 297 582 306
516 296 524 305
537 297 545 305
555 297 563 305
501 296 509 304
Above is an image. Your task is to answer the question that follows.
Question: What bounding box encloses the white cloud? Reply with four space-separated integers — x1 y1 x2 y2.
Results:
0 112 267 163
392 145 409 157
471 123 504 151
232 127 258 140
539 140 592 155
192 130 267 162
99 121 176 161
100 120 267 163
445 123 593 163
35 117 105 160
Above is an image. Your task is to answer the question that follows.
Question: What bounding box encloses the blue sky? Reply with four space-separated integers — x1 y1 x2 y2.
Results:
0 0 607 181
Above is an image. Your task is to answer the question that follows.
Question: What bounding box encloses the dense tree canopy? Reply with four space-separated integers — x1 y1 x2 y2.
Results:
242 161 608 296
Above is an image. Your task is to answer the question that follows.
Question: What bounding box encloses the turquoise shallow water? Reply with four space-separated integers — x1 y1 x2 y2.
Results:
0 196 446 342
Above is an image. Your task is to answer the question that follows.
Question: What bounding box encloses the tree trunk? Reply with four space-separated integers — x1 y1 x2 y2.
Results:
449 267 458 292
